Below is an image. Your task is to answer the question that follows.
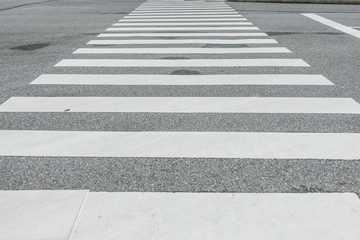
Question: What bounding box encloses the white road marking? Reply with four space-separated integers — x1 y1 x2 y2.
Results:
30 74 334 86
0 190 88 240
130 9 237 15
129 12 239 15
87 39 274 44
69 193 360 240
98 32 267 37
113 22 252 26
55 59 310 67
73 47 290 54
135 7 233 10
124 15 243 18
119 18 247 22
1 131 360 159
106 26 258 31
302 13 360 39
1 97 356 113
133 9 236 13
140 4 228 7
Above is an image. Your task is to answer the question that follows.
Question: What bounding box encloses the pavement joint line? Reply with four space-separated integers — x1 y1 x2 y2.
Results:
302 13 360 39
0 0 56 12
68 192 89 240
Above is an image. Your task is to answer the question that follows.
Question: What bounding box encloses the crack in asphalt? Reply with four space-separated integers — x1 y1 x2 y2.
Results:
0 0 57 12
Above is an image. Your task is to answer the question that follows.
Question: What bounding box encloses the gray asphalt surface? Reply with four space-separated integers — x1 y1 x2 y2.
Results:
0 0 359 193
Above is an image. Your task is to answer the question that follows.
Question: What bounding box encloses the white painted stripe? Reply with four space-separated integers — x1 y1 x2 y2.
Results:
98 33 268 37
124 15 243 18
1 97 355 113
69 193 360 240
113 22 251 26
106 26 259 31
0 191 88 240
1 131 360 159
119 18 247 22
129 12 238 15
140 4 228 6
139 5 228 7
73 47 291 54
132 10 236 13
30 74 334 86
55 59 309 67
135 7 233 10
302 14 360 39
87 39 274 44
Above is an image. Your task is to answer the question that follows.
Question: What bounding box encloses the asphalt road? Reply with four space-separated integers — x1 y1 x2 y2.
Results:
0 0 360 194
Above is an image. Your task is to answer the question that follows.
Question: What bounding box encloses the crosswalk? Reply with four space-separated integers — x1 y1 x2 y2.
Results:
1 0 360 164
1 0 360 238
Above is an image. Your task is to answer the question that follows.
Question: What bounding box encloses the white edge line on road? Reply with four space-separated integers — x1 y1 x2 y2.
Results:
302 13 360 39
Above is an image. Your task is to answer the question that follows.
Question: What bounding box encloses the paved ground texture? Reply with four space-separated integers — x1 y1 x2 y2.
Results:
0 0 360 239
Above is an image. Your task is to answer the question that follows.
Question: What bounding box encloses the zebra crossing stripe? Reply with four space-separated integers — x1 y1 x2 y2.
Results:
123 15 243 18
112 22 252 26
98 33 267 37
138 4 231 6
55 59 309 67
73 47 290 54
30 74 334 86
87 39 274 44
1 97 357 113
68 193 360 240
3 191 358 240
105 27 258 31
1 130 360 159
132 10 236 13
118 18 248 22
128 12 239 15
135 7 233 10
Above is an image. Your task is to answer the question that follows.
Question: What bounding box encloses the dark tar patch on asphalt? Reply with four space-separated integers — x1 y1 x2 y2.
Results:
11 43 49 51
171 70 201 75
